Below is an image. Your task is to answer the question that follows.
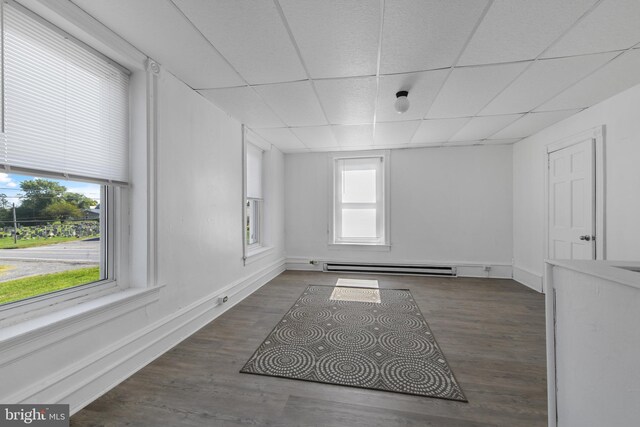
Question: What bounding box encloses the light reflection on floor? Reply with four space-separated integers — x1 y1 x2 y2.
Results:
330 278 381 303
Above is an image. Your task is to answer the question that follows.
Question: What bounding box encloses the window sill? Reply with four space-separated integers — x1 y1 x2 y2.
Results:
0 286 162 367
244 245 274 265
328 243 391 252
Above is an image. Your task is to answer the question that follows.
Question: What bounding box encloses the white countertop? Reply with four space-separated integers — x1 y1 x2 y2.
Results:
546 259 640 290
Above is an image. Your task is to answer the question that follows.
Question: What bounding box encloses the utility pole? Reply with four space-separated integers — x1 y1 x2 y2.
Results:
12 203 17 244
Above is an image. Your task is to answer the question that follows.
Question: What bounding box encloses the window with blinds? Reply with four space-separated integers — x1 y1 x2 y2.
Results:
245 142 263 248
0 2 129 309
333 155 387 245
1 1 130 184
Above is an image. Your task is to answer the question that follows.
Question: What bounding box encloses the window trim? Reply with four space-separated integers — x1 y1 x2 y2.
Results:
328 150 391 248
0 183 125 326
242 127 272 263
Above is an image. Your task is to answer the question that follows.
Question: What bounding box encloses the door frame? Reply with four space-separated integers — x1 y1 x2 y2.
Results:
543 125 605 427
543 125 606 283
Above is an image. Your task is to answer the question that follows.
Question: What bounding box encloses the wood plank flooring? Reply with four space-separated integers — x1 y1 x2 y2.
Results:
71 271 547 426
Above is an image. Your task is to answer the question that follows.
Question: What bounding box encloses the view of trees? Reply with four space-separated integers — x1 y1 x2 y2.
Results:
0 178 96 224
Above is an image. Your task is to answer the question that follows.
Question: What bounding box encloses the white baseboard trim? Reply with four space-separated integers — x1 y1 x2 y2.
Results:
285 257 512 279
6 258 285 414
513 266 544 292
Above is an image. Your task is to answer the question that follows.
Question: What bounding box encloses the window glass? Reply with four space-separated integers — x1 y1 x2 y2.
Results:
342 208 377 238
333 155 386 245
0 173 104 305
342 169 376 203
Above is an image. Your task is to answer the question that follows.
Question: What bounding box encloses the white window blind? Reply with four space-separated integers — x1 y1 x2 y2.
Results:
246 142 263 199
1 2 130 184
334 156 385 244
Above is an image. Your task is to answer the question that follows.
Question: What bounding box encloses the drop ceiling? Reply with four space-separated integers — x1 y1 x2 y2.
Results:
71 0 640 153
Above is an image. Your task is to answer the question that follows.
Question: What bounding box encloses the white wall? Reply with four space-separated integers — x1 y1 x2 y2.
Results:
285 145 513 276
154 71 285 307
513 83 640 287
0 69 286 411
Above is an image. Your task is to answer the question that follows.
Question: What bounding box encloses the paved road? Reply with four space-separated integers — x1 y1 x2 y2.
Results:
0 240 100 282
0 240 100 263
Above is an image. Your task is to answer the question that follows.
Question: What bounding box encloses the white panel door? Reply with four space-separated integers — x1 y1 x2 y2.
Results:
548 139 595 260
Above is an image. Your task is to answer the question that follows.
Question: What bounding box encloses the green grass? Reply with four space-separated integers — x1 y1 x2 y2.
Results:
0 266 100 305
0 235 98 249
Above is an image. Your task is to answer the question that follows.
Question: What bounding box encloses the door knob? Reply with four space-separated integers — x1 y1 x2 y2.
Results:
579 235 592 241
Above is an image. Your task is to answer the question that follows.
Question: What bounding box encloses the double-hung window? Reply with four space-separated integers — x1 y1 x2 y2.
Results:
245 142 263 250
332 153 389 246
0 2 128 309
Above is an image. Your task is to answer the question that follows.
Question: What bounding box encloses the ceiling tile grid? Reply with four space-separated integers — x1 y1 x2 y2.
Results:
254 81 328 127
74 0 640 153
198 87 284 129
426 62 530 119
380 0 489 74
373 121 421 146
481 52 618 115
277 0 381 79
458 0 599 66
314 77 378 125
172 0 306 85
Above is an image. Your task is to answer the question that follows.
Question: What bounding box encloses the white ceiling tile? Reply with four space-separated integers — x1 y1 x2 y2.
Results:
278 0 380 79
481 52 617 115
374 121 420 146
537 49 640 111
376 69 449 122
314 77 377 125
411 118 470 144
198 87 284 128
172 0 305 85
332 124 374 147
543 0 640 58
290 126 339 149
254 81 327 127
252 128 307 152
458 0 598 66
490 110 581 139
450 114 522 141
380 0 488 74
72 0 243 89
427 62 529 118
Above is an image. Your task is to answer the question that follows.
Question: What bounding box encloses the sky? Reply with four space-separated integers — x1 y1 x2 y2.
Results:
0 172 101 207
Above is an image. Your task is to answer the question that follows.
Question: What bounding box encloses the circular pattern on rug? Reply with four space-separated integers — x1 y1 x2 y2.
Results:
379 301 416 313
377 312 424 331
254 346 315 378
316 351 379 387
380 358 458 397
333 309 376 326
378 330 436 357
325 326 377 351
289 306 333 323
299 293 331 306
272 323 325 346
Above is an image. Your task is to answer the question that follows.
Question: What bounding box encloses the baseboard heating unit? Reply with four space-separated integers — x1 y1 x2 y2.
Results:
323 262 457 277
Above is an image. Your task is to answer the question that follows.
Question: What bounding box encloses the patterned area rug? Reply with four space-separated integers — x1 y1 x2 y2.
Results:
241 285 467 401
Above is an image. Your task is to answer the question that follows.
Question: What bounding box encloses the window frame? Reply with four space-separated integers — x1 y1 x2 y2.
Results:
246 197 262 250
0 1 131 323
242 128 273 264
328 150 391 248
0 181 124 324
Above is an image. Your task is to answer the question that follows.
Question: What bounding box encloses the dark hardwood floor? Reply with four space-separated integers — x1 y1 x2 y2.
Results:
71 271 547 426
